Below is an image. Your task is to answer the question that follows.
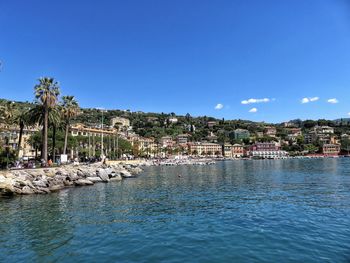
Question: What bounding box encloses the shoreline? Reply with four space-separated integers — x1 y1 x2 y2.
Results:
1 156 348 197
0 158 217 197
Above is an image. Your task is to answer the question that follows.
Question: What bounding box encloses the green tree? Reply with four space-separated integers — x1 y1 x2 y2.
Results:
304 144 319 154
341 138 350 154
0 101 16 127
14 109 30 158
34 77 60 162
61 96 79 155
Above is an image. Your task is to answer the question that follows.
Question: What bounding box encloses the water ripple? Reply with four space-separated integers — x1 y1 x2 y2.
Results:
1 159 350 262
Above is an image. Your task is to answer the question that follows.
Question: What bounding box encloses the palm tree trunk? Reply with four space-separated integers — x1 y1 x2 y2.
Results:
17 121 24 158
43 106 48 162
52 124 56 163
63 122 69 155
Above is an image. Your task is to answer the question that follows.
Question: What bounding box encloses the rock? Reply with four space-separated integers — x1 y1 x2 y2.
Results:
77 169 85 178
120 170 133 178
130 167 143 174
33 180 48 188
96 168 110 182
75 179 94 186
0 182 15 196
66 173 80 181
63 181 74 186
16 172 34 182
104 168 114 175
109 175 122 181
87 177 103 183
21 186 35 195
14 179 30 187
12 187 23 195
49 185 64 192
35 187 51 194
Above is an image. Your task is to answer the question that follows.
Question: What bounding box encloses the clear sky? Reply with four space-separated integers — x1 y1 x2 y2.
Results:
0 0 350 123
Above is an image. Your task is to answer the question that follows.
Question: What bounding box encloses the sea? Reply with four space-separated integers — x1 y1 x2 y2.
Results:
1 158 350 262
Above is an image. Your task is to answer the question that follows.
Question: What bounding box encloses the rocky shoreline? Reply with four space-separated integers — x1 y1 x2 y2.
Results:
0 163 143 197
0 158 219 197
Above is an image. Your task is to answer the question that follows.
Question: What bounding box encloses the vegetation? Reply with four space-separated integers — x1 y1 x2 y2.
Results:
1 79 350 166
34 77 60 162
61 96 79 155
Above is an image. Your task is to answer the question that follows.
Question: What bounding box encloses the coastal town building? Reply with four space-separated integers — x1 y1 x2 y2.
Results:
176 134 189 145
234 129 250 140
0 125 39 158
250 142 288 159
188 142 222 156
264 126 277 137
207 132 218 143
168 117 178 124
322 144 340 156
223 144 233 157
314 126 334 134
283 122 298 128
304 132 316 144
207 121 217 128
160 136 175 148
110 117 130 128
129 136 157 156
70 124 116 137
232 144 244 158
223 144 245 158
287 128 302 141
330 136 340 145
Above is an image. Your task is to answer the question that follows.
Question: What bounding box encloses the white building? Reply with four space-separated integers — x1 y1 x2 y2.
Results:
111 117 130 128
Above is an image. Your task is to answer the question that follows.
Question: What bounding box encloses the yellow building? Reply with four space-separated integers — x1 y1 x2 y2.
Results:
188 142 222 156
70 123 116 137
0 125 39 158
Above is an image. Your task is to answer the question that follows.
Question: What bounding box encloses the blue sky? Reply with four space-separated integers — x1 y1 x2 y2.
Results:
0 0 350 123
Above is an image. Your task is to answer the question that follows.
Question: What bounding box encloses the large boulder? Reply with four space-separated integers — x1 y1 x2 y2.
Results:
0 182 15 196
129 167 143 175
75 179 94 186
120 170 133 178
96 168 110 182
21 186 35 195
35 187 51 194
109 174 122 181
33 179 49 188
87 177 103 183
49 185 64 192
16 171 34 182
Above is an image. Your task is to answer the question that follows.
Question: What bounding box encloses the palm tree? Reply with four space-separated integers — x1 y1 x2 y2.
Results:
34 77 60 162
61 96 79 155
27 104 61 161
14 110 30 158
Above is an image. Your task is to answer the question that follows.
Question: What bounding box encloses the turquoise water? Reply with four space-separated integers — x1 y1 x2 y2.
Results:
1 159 350 262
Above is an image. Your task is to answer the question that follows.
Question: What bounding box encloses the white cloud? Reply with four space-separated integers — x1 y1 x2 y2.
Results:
301 98 310 104
249 107 257 113
348 112 350 116
301 97 319 104
327 98 339 104
214 103 223 110
241 98 270 104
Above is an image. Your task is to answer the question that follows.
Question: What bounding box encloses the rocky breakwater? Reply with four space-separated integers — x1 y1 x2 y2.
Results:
0 163 143 197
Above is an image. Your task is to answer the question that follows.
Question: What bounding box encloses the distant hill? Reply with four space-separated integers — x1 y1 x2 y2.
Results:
2 97 350 142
